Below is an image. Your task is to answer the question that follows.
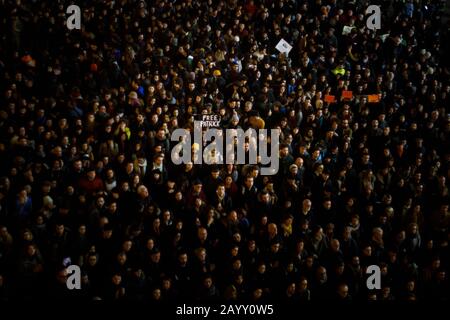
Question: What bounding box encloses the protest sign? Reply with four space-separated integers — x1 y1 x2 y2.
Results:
275 39 293 56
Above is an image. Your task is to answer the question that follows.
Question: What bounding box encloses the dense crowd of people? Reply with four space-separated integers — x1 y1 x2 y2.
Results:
0 0 449 302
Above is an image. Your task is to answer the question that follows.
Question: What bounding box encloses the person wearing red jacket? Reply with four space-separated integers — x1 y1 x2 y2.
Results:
78 168 104 196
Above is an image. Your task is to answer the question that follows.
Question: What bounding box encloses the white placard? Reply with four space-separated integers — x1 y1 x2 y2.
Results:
380 34 390 42
342 25 355 35
275 39 293 55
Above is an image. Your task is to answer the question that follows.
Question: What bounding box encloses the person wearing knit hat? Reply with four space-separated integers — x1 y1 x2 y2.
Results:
249 116 265 129
90 63 98 72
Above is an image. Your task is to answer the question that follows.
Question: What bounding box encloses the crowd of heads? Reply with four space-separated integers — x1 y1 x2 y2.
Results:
0 0 449 301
